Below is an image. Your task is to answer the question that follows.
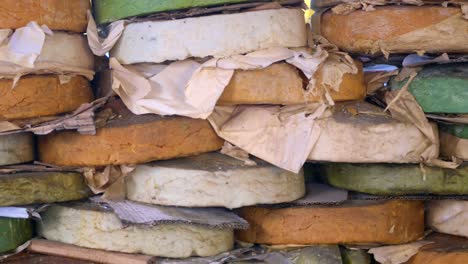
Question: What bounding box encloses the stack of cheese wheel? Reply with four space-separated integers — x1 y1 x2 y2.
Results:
311 1 468 263
0 0 95 255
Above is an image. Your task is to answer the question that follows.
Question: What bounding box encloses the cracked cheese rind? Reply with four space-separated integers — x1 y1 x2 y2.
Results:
236 200 425 245
0 75 93 120
38 205 234 258
0 0 89 33
126 153 305 209
308 101 439 163
111 8 306 64
0 171 91 206
0 133 33 166
321 6 468 55
37 100 223 166
217 61 366 105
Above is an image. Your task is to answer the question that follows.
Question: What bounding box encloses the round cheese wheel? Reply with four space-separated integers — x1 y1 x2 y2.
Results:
217 61 366 105
390 63 468 114
427 200 468 238
407 233 468 264
0 133 33 166
38 205 234 258
0 0 89 32
321 6 468 55
320 163 468 195
0 75 93 120
111 8 306 64
126 153 305 209
93 0 251 24
0 217 32 253
0 171 91 206
307 101 439 163
236 200 425 245
38 100 223 166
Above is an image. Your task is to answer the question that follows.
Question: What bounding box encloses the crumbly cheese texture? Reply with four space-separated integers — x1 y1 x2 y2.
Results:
427 200 468 238
38 205 234 258
321 6 468 55
126 153 305 209
308 102 439 163
0 0 90 32
0 133 33 166
111 8 306 64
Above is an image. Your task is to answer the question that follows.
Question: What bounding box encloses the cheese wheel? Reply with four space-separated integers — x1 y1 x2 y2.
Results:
0 75 93 121
320 163 468 195
0 171 91 206
111 8 306 64
217 61 366 105
307 101 439 163
427 200 468 238
38 100 223 166
3 32 94 79
0 217 32 253
0 0 89 32
38 205 234 258
390 63 468 114
126 153 305 209
0 133 33 166
321 6 468 55
94 0 251 24
407 233 468 264
236 200 424 245
440 133 468 161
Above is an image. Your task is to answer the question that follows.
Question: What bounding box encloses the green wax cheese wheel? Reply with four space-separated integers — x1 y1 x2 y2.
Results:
0 133 33 166
0 172 92 206
94 0 251 24
390 63 468 114
320 163 468 195
0 217 32 253
439 123 468 139
340 247 371 264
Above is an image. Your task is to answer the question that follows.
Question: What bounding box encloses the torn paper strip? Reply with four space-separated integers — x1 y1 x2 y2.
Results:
83 165 135 200
86 11 125 56
220 142 257 166
208 104 330 173
369 241 433 264
111 46 355 118
0 23 94 81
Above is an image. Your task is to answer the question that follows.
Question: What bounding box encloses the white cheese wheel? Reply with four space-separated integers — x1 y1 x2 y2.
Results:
111 8 307 64
0 32 94 78
427 200 468 238
38 205 234 258
126 153 305 209
0 133 33 166
308 102 439 163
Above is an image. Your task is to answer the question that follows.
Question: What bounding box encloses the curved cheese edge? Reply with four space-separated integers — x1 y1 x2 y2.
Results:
427 200 468 238
111 8 306 64
126 154 305 209
0 133 34 166
308 102 439 163
440 132 468 161
321 6 467 55
38 205 234 258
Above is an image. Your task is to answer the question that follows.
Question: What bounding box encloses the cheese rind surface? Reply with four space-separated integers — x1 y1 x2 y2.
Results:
112 8 306 64
236 200 424 245
0 217 32 253
320 163 468 195
126 153 305 209
0 171 91 206
38 205 234 258
0 75 93 120
0 133 33 166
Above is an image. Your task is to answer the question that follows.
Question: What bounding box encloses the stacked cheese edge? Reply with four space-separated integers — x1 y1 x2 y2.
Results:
0 0 466 263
